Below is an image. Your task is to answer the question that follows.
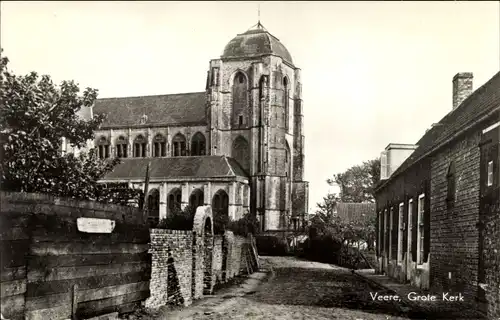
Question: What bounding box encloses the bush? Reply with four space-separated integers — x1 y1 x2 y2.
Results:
213 209 230 235
226 211 259 237
157 205 195 230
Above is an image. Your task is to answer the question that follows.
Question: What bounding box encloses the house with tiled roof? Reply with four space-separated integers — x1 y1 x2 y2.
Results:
374 71 500 318
64 22 309 232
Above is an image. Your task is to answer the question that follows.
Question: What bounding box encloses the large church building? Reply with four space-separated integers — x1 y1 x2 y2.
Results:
70 23 309 231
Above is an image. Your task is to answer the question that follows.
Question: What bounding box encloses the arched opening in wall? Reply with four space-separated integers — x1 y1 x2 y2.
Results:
134 135 147 158
203 216 214 295
283 76 289 131
231 136 250 175
232 71 248 128
168 188 182 214
189 189 204 210
172 133 187 157
212 190 229 217
191 132 206 156
116 136 128 158
147 189 160 225
153 134 166 157
97 136 110 159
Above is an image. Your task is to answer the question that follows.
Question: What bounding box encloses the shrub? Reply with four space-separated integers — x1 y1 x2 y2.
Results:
157 204 195 230
227 211 259 237
213 209 230 235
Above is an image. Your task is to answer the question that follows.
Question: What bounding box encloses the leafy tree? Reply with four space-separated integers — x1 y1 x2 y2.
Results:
0 53 119 199
327 158 381 203
158 204 196 230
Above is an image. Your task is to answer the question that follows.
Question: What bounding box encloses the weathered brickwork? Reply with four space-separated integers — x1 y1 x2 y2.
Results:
430 132 481 299
147 228 253 308
146 229 193 308
480 122 500 319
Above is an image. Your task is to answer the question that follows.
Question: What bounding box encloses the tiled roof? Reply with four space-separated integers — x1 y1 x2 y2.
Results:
93 92 207 128
222 27 294 65
336 203 376 223
377 71 500 191
101 156 248 181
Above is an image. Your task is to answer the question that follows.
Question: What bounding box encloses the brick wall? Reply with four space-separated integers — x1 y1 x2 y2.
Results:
147 229 253 308
430 131 481 300
146 229 192 308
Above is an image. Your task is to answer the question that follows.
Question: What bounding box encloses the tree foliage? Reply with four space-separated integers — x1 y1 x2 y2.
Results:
0 53 119 199
327 158 381 203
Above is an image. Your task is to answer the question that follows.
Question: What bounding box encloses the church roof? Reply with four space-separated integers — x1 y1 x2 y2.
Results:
93 92 207 128
101 156 248 181
221 24 294 65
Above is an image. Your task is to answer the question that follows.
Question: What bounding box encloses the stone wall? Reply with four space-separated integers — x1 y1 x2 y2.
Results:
146 229 254 308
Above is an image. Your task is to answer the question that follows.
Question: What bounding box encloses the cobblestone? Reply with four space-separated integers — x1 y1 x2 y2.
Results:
162 256 411 319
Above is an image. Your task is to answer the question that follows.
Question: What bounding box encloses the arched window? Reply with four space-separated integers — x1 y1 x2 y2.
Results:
231 136 250 174
189 189 204 210
168 188 182 214
283 77 289 131
172 133 187 157
446 162 456 209
97 136 110 159
285 141 291 180
147 189 160 218
232 72 248 127
212 190 229 216
153 134 166 157
133 135 147 158
191 132 206 156
116 136 128 158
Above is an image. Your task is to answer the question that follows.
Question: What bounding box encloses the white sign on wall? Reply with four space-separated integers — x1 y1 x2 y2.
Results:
77 217 116 233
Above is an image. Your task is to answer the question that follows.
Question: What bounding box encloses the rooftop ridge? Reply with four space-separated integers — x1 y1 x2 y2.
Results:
97 91 205 101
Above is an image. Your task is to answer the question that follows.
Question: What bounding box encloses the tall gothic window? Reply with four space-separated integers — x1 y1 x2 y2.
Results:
134 135 147 158
147 189 160 218
189 189 204 210
212 190 229 216
283 77 289 131
172 133 187 157
190 132 206 156
168 188 182 214
116 136 128 158
97 136 110 159
153 134 166 157
232 72 248 127
446 162 456 209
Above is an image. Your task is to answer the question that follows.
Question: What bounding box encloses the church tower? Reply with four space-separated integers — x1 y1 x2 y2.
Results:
205 23 308 231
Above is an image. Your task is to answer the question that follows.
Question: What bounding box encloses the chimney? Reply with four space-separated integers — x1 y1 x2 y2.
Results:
452 72 473 110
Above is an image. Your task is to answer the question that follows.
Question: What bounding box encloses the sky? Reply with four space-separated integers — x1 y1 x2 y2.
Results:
1 1 499 213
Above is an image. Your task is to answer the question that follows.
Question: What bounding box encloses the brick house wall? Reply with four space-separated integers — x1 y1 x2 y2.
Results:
479 120 500 318
430 131 481 300
375 159 431 288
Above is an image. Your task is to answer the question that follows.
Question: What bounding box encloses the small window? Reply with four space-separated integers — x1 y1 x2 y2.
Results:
487 161 493 186
238 115 243 126
417 194 425 265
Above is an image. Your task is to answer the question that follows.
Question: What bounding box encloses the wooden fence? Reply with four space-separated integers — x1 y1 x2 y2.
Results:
0 192 151 320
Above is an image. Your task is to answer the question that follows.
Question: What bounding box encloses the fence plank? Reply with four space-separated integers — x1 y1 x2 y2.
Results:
77 291 149 318
26 271 150 297
1 266 26 282
0 227 30 241
25 304 71 320
77 281 150 302
1 240 30 268
27 252 149 269
26 292 70 311
0 293 25 318
30 242 149 255
1 279 27 297
27 262 150 282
